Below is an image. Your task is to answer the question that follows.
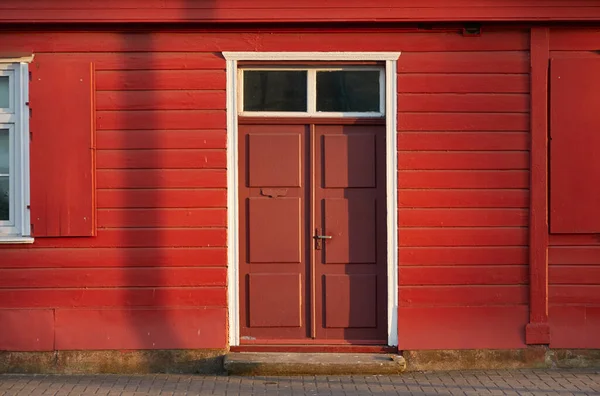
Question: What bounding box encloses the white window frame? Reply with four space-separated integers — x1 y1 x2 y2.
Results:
0 60 33 244
239 66 385 118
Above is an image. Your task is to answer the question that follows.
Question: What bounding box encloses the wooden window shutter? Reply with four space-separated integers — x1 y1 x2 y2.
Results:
29 54 96 237
550 58 600 234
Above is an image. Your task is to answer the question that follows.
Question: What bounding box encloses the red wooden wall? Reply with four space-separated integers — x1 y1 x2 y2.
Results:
0 26 598 352
1 0 600 22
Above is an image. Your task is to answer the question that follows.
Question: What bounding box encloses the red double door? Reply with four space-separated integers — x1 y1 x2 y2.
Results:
239 122 388 344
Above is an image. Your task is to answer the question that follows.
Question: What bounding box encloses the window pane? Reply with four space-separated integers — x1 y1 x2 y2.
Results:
0 76 9 108
0 129 9 221
244 71 307 112
317 70 381 113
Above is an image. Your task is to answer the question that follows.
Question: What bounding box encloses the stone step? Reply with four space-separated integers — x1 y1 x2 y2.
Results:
224 352 407 376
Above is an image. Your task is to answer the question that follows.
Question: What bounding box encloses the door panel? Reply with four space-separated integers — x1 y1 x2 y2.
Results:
239 122 387 344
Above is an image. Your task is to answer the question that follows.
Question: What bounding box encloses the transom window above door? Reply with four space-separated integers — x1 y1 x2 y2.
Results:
240 67 384 117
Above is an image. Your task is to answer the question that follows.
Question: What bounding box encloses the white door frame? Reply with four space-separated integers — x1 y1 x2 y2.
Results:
223 52 401 347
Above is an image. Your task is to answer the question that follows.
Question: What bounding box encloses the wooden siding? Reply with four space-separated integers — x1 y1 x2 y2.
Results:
0 27 534 351
1 0 600 22
397 42 530 350
547 29 600 349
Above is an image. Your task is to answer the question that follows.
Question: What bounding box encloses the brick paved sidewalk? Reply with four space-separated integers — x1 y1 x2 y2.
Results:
0 369 599 395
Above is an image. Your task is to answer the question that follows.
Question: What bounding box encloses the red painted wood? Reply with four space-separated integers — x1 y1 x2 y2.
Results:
398 113 529 131
550 57 600 234
549 306 600 349
550 286 600 305
397 132 529 151
60 52 226 71
29 55 95 237
399 266 528 285
98 208 227 228
96 150 226 169
97 169 226 189
1 1 599 22
400 286 528 306
397 93 529 113
96 91 226 111
398 171 529 189
399 190 529 208
398 152 529 170
526 27 550 345
96 70 225 91
97 110 225 130
97 130 226 150
399 208 528 227
231 345 396 353
399 228 528 247
0 31 529 54
0 268 226 288
398 74 529 93
398 306 527 350
550 29 600 51
0 248 227 269
97 189 226 209
398 51 528 74
0 288 226 308
550 266 600 285
399 247 528 266
549 246 600 265
55 308 226 350
0 310 55 351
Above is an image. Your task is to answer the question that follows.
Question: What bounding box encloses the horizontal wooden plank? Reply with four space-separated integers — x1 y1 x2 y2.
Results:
97 189 227 209
399 285 528 306
398 306 527 349
58 52 225 70
550 266 600 285
0 31 529 53
550 285 600 305
97 110 225 130
399 189 529 209
550 30 600 51
0 287 226 308
97 130 226 150
399 246 528 266
549 234 600 246
548 306 600 349
398 170 529 189
549 247 600 265
97 169 226 189
0 248 227 268
28 229 226 248
398 113 529 131
98 208 227 228
399 265 528 285
399 208 528 227
398 152 529 170
96 70 225 90
398 51 528 74
96 150 226 169
0 310 55 351
55 308 226 350
398 93 529 113
96 90 226 111
399 227 528 246
0 268 226 288
397 132 529 151
550 51 600 59
398 74 529 94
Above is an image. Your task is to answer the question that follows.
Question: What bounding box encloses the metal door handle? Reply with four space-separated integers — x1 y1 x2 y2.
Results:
314 235 332 239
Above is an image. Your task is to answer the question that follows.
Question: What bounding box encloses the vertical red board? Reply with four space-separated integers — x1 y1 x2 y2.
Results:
29 54 95 237
550 58 600 234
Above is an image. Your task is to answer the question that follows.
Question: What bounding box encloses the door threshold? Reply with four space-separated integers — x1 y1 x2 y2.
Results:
231 345 397 354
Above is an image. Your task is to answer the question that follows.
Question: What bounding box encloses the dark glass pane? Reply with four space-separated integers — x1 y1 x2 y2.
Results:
0 128 8 221
244 71 307 112
317 71 380 113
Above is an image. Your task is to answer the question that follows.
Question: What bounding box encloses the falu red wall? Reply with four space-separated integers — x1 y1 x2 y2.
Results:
0 24 599 352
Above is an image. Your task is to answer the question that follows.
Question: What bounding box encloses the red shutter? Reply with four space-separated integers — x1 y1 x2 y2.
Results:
550 58 600 234
29 54 95 237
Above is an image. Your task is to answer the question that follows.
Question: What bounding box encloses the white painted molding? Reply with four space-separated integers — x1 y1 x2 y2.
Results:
223 52 401 62
225 52 400 347
0 55 35 64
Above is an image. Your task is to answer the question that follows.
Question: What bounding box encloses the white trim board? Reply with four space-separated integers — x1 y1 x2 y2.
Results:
225 52 400 347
